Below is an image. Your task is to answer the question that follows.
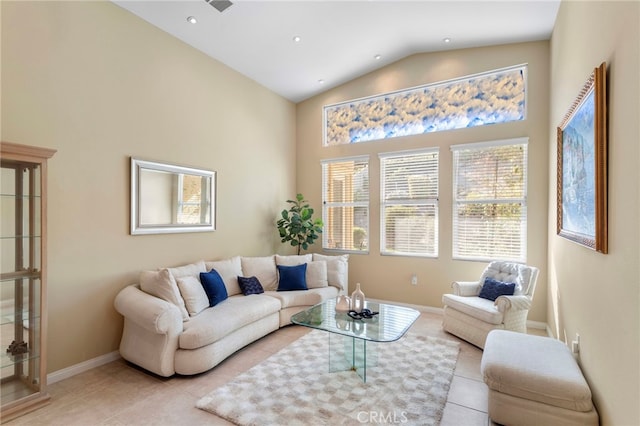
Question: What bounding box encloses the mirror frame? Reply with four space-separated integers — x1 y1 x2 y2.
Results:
130 157 216 235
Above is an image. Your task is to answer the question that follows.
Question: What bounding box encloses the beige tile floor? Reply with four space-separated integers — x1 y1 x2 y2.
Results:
6 312 546 426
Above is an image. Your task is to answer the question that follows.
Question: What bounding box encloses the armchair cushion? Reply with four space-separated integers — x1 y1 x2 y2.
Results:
479 277 516 301
481 261 533 295
442 294 504 325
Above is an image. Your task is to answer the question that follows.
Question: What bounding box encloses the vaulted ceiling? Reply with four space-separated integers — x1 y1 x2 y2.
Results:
113 1 561 102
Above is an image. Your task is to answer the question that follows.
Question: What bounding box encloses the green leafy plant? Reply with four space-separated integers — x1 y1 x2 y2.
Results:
277 193 323 255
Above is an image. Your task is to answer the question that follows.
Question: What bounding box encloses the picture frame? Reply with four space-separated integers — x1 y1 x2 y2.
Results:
130 157 216 235
557 62 607 253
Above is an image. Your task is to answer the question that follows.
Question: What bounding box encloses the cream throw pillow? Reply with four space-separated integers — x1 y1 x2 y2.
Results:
312 254 349 292
241 256 278 291
167 260 206 280
205 256 243 296
306 261 328 288
176 276 209 316
275 254 313 266
139 268 189 321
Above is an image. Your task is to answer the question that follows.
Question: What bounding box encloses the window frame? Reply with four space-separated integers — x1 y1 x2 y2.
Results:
379 148 439 258
321 155 370 254
451 137 528 262
323 64 528 146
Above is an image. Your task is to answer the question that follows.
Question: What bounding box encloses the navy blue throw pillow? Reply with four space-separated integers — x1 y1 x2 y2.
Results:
478 277 516 301
238 276 264 296
277 263 308 291
200 269 228 307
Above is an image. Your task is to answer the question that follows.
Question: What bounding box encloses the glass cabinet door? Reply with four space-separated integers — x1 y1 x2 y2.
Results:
1 142 55 421
1 162 44 406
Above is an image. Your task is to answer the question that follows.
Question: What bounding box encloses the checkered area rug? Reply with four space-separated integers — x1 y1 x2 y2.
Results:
196 330 460 425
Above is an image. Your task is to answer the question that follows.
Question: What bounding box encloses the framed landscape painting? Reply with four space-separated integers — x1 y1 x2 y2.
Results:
557 62 608 253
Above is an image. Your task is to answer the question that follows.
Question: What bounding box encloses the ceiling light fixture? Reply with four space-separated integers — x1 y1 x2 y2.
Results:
318 79 325 84
374 54 382 60
187 16 197 24
443 37 451 43
293 36 302 43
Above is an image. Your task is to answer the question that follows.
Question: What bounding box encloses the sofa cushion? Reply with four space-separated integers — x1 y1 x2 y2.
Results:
313 254 349 291
200 270 229 307
238 276 265 295
241 256 278 291
479 277 516 301
442 294 504 325
277 264 308 291
306 261 328 288
168 260 206 280
275 254 312 266
139 268 189 321
176 276 209 316
264 289 323 309
311 286 340 301
205 257 243 296
179 294 281 349
481 262 532 296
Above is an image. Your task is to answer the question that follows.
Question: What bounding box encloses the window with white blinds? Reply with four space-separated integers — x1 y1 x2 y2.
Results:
451 138 527 262
380 149 439 257
321 157 369 252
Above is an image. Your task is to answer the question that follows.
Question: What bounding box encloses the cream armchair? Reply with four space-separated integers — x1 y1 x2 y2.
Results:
442 261 539 349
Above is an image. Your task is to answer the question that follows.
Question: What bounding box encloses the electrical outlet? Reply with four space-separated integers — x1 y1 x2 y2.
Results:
411 274 418 286
571 333 580 354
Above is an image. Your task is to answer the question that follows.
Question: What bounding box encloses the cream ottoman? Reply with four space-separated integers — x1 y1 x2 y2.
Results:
481 330 598 426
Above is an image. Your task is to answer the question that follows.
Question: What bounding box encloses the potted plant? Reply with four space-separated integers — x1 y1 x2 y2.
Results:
277 193 323 255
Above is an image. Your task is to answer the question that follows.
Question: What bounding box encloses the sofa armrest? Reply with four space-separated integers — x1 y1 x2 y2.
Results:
494 295 532 312
114 285 183 335
452 281 481 297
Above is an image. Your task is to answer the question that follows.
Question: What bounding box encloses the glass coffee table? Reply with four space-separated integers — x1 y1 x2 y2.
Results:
291 298 420 382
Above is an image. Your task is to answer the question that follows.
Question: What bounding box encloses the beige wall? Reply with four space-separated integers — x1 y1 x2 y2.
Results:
549 1 640 425
1 1 296 372
296 42 550 322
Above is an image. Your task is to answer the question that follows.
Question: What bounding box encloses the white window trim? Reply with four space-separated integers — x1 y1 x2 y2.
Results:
379 148 439 258
321 155 370 254
451 137 528 262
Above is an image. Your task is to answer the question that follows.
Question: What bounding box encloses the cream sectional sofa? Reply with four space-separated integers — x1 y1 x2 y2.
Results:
114 253 347 377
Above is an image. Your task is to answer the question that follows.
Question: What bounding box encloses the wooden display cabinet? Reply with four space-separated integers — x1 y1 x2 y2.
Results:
1 142 56 422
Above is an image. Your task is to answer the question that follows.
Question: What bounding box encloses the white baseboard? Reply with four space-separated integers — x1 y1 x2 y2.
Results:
48 351 121 384
526 320 547 330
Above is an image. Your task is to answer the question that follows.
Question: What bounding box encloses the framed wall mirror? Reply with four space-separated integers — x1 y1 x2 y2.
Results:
130 157 216 235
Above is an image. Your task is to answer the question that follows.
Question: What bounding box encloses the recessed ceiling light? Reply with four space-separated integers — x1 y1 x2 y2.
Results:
293 36 302 43
443 37 451 43
374 54 382 60
187 16 197 24
318 79 325 84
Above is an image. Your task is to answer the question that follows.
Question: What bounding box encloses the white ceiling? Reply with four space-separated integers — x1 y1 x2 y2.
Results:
112 0 561 103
